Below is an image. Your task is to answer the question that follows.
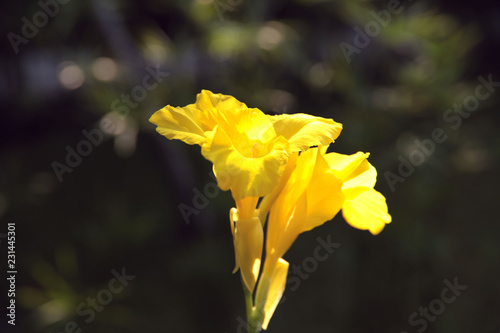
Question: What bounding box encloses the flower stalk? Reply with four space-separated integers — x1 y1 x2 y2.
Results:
243 281 263 333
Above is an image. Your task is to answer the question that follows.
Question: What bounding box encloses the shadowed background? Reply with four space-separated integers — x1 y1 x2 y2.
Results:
0 0 499 332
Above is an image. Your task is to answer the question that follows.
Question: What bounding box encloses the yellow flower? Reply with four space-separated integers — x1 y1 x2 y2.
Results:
150 90 342 201
255 147 391 329
150 90 343 293
150 90 392 331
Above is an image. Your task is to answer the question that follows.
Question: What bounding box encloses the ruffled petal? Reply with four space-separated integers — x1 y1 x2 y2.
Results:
202 124 289 200
219 108 280 159
269 113 343 152
341 187 392 235
149 105 207 146
196 89 248 125
149 90 251 147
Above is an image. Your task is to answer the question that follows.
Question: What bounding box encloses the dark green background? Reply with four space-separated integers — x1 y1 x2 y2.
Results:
1 0 499 332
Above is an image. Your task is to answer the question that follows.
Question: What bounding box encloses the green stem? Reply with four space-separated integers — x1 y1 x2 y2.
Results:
242 280 263 333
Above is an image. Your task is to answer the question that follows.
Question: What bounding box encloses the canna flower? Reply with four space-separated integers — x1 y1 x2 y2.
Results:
150 90 392 332
149 90 342 292
150 90 342 200
255 147 391 329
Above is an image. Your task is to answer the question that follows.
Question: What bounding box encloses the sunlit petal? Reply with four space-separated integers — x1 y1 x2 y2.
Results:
258 152 298 223
303 169 344 233
265 148 344 261
203 125 289 200
149 105 207 145
324 151 376 188
255 258 289 330
196 89 248 124
342 187 392 235
269 113 342 152
232 210 264 292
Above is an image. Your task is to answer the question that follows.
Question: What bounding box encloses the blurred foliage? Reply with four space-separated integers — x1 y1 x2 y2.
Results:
0 0 499 332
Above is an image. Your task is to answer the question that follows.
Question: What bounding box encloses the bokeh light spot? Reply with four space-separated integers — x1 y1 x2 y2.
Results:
91 57 118 82
100 112 127 136
58 62 85 90
307 63 332 87
257 23 284 50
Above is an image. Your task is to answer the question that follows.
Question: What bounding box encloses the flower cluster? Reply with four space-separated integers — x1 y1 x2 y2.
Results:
150 90 391 331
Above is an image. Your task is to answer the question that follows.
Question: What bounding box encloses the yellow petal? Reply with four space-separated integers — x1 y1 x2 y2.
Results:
303 169 344 233
149 105 207 145
273 148 318 216
269 113 343 152
203 122 289 200
324 151 378 189
149 90 250 146
343 162 377 189
232 212 264 292
254 258 289 331
341 187 391 235
258 152 298 223
265 148 344 260
267 193 307 261
196 89 247 125
219 108 281 159
265 149 318 260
